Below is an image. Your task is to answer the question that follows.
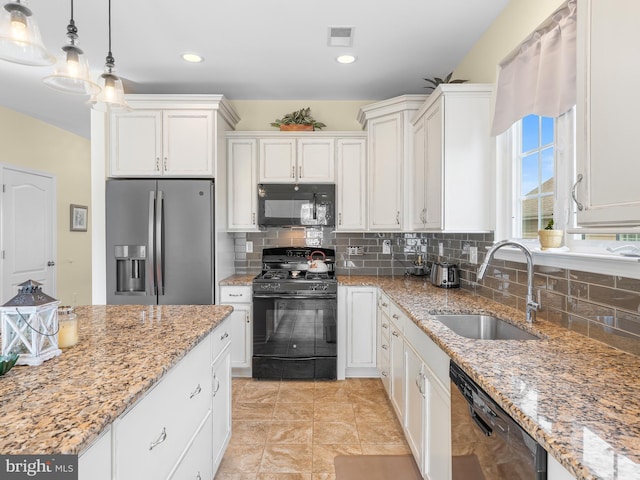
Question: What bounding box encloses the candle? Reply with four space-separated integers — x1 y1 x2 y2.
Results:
58 306 78 348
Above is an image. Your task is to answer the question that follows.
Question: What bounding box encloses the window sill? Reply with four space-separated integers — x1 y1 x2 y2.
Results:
491 245 640 279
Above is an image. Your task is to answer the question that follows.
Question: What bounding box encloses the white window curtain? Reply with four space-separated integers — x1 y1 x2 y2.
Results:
491 0 577 136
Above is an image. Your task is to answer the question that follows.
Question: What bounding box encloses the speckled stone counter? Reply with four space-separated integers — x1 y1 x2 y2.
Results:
219 273 258 286
0 304 232 456
338 275 640 480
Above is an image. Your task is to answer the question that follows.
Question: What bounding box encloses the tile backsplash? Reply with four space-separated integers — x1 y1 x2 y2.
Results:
232 229 640 356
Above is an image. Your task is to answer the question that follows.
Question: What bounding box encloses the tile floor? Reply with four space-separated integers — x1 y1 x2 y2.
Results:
214 377 412 480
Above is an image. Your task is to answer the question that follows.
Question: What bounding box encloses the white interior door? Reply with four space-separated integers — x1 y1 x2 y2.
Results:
0 166 56 303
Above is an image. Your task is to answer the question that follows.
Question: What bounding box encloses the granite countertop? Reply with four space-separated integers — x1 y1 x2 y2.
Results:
0 304 233 456
219 273 259 286
337 275 640 480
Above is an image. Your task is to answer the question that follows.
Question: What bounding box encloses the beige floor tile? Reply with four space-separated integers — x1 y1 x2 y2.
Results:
311 474 336 480
360 444 412 455
348 389 389 406
268 421 314 444
215 473 257 480
357 421 406 444
273 403 315 421
234 402 276 420
231 420 271 446
238 387 281 404
279 380 316 391
313 385 351 402
313 402 354 422
257 473 312 480
217 444 264 474
278 388 316 403
313 421 359 444
311 444 362 473
346 378 384 392
260 444 313 473
352 402 397 424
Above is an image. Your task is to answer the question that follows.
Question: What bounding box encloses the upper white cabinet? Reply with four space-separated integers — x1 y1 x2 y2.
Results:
412 84 494 232
575 0 640 227
259 137 334 183
336 138 367 231
106 95 239 177
227 138 259 231
358 95 428 231
110 108 214 177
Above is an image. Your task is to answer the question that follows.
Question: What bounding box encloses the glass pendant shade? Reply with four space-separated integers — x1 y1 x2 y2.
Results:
43 24 100 95
0 0 54 66
88 61 128 111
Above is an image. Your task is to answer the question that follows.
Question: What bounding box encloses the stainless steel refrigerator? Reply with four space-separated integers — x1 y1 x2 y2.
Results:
106 179 215 305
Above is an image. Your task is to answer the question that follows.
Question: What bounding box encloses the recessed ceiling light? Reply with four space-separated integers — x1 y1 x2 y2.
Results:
336 55 356 64
181 52 204 63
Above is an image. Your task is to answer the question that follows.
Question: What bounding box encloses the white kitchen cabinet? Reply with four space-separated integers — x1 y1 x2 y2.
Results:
170 412 212 480
389 308 405 419
548 454 576 480
211 336 232 473
575 0 640 227
227 138 259 231
404 343 426 474
113 333 213 480
259 137 334 183
78 427 111 480
423 363 451 480
412 84 493 232
219 286 252 376
336 137 367 231
358 95 427 231
110 109 214 177
341 286 377 377
377 292 391 393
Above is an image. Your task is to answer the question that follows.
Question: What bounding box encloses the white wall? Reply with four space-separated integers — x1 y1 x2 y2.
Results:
0 106 92 305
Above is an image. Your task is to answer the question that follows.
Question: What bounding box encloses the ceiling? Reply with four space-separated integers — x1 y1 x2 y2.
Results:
0 0 509 138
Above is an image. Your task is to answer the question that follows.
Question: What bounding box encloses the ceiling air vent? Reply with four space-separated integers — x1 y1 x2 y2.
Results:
328 26 354 47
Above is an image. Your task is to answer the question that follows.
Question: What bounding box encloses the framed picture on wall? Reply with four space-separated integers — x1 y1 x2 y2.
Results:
70 204 88 232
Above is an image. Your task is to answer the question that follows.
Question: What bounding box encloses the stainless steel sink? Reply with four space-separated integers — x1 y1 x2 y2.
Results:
432 314 540 340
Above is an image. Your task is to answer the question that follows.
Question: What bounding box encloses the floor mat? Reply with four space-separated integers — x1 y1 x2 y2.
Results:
334 454 421 480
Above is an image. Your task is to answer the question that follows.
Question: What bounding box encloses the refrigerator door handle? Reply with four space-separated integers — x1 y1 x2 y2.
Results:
147 191 157 296
156 190 165 296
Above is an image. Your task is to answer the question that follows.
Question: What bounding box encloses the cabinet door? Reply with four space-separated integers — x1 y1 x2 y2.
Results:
576 0 640 226
259 138 296 182
170 412 213 480
227 139 258 230
336 138 367 231
345 287 377 370
297 138 335 182
163 110 214 176
368 114 403 230
212 345 232 472
424 369 451 480
228 303 251 370
110 110 162 176
424 100 444 230
389 322 404 418
79 427 111 480
404 345 426 475
410 114 428 230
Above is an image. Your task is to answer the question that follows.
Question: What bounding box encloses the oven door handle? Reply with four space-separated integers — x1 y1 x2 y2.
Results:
252 294 337 300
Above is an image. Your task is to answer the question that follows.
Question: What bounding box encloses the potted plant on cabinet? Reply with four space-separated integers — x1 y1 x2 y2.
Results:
270 107 326 131
538 219 563 250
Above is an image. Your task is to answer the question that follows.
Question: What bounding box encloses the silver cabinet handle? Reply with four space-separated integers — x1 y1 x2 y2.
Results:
299 165 302 178
392 331 399 337
229 293 243 297
155 158 160 171
392 314 399 319
149 427 167 450
291 166 295 178
196 473 202 480
189 383 202 399
213 374 220 397
382 302 388 307
382 323 388 329
338 212 342 225
246 312 250 323
572 173 584 211
47 261 55 266
252 212 256 224
163 157 168 171
220 331 229 341
396 211 400 225
381 344 388 350
381 371 388 377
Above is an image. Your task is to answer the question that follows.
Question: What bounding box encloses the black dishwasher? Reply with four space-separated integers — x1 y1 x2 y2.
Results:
450 362 547 480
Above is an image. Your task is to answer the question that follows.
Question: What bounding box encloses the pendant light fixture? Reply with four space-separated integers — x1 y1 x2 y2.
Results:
89 0 128 111
43 0 100 95
0 0 54 66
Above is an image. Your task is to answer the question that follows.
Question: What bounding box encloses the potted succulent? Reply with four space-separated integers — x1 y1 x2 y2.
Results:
423 72 468 91
270 107 326 131
538 219 563 250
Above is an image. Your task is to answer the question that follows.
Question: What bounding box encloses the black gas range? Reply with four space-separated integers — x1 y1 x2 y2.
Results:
252 247 337 380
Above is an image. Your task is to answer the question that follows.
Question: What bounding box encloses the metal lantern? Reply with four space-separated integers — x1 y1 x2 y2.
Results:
1 279 61 366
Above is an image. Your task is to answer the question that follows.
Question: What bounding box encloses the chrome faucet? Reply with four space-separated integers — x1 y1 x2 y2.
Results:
477 240 539 323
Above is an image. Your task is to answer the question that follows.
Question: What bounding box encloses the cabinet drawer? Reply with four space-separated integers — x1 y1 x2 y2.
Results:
170 411 213 480
219 286 252 303
378 293 391 317
212 318 232 362
114 337 212 480
404 319 449 391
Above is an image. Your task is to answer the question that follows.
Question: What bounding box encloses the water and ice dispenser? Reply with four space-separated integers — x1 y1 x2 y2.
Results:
115 245 146 294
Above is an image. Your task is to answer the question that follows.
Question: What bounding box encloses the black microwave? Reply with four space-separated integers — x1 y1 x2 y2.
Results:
257 183 335 227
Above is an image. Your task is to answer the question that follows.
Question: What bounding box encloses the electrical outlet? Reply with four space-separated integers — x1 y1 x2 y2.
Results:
246 241 253 253
382 239 391 254
438 242 444 256
469 246 478 264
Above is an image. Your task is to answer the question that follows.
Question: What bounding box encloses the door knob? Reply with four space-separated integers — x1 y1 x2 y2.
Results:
47 261 55 267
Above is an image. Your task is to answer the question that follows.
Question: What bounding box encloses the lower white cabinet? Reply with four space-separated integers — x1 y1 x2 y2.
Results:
220 286 253 376
170 412 213 480
339 286 378 377
78 427 111 480
377 292 391 393
212 339 232 472
389 316 404 419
